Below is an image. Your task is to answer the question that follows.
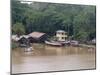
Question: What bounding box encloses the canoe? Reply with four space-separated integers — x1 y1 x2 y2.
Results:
45 41 62 46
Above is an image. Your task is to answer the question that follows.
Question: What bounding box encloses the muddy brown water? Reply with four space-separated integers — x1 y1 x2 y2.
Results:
12 43 96 74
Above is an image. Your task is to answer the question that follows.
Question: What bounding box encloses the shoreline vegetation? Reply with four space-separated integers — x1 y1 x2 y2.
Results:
12 41 96 50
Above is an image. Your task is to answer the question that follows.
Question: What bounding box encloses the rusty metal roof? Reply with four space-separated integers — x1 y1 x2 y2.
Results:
28 32 46 38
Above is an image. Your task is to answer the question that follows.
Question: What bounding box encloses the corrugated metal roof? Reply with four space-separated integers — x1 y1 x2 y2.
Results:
12 35 20 41
20 35 30 39
29 32 46 38
56 30 66 33
12 35 30 41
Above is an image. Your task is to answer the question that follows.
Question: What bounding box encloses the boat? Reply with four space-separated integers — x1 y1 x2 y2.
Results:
45 41 62 46
70 40 79 46
59 41 70 46
24 46 33 52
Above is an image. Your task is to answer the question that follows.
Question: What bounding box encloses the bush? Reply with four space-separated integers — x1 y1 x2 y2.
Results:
12 41 18 49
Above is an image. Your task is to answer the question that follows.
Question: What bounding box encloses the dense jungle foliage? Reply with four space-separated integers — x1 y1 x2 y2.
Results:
11 0 96 42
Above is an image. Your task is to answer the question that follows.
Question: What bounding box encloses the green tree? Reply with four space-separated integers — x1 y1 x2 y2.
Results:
12 22 25 36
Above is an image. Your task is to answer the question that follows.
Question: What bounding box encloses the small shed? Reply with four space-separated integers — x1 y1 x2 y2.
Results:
18 35 30 45
28 32 48 43
12 35 31 47
56 30 68 42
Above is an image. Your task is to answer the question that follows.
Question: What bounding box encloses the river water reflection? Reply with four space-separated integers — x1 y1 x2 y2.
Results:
12 43 96 74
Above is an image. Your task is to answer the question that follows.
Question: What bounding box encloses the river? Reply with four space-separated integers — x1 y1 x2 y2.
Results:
12 43 96 74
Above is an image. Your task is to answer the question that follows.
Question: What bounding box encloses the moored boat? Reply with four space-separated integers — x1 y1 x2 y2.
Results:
45 41 62 46
24 46 33 52
70 40 79 46
59 41 70 46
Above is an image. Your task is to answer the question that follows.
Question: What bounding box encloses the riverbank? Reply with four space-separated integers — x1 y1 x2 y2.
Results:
78 44 95 49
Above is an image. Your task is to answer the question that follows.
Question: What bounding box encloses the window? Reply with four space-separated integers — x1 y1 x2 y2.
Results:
65 37 67 40
65 33 67 35
62 37 65 39
62 33 64 35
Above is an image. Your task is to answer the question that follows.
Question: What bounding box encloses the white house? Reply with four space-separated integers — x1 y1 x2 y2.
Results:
56 30 68 41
